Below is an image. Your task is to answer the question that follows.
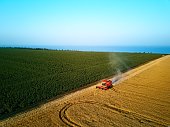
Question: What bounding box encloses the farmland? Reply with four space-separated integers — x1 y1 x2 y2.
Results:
0 48 163 119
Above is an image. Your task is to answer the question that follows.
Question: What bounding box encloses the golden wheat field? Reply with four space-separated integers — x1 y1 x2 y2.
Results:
0 55 170 127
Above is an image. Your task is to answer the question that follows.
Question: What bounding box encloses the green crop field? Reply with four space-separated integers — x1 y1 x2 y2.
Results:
0 48 163 119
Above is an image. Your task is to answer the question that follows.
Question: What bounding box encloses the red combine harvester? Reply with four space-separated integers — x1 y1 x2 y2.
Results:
96 80 112 90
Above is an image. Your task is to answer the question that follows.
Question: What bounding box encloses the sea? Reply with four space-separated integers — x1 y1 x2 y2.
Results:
1 45 170 54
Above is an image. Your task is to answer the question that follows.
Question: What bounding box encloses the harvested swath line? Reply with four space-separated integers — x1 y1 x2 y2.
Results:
57 101 168 127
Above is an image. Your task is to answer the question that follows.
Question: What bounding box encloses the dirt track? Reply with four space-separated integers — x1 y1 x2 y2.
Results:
1 55 170 127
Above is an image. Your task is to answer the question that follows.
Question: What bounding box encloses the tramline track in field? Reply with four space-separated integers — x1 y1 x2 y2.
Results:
58 101 168 127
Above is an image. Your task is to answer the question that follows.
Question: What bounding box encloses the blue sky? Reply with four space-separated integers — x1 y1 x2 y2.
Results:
0 0 170 46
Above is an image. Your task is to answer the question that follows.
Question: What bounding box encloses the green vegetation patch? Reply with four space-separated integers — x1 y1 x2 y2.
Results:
0 48 162 119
